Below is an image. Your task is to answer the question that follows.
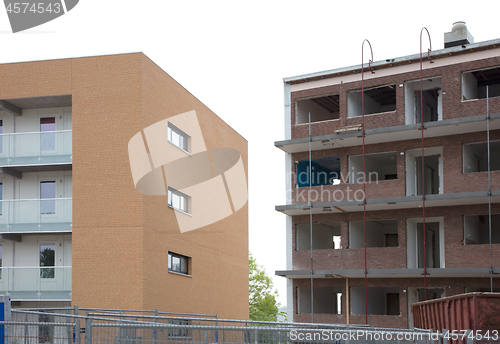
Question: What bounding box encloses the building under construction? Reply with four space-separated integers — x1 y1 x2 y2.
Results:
275 22 500 328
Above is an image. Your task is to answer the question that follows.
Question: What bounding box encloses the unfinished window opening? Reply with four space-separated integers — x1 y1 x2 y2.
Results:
407 218 444 269
296 222 341 250
349 151 397 183
405 147 443 196
297 287 342 314
462 67 500 100
296 157 340 187
349 220 398 249
350 287 399 315
405 78 442 124
347 85 396 118
464 214 500 245
295 94 340 124
463 141 500 173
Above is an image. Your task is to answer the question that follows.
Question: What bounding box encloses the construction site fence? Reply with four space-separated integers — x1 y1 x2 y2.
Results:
0 307 496 344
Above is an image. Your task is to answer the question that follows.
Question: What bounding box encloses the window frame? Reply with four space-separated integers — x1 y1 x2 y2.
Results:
39 243 56 279
167 122 190 154
168 252 190 276
167 187 190 214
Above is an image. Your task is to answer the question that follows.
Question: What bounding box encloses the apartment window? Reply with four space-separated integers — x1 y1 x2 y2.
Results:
40 117 56 151
405 77 442 124
296 222 341 250
349 220 398 248
168 252 189 275
38 312 54 343
167 187 190 213
0 119 3 153
348 152 397 183
463 141 500 173
296 157 340 187
407 218 444 269
0 244 2 279
462 67 500 100
347 85 396 118
40 244 55 278
168 319 189 338
350 287 399 315
405 147 443 196
168 122 189 153
297 287 342 315
295 94 340 124
0 182 3 216
40 181 56 214
464 214 500 245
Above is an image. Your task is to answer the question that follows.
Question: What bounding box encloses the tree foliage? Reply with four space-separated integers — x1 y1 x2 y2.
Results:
249 252 283 322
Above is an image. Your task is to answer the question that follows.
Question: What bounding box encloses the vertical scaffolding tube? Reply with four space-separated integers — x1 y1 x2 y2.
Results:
487 86 493 292
361 39 374 324
420 28 432 301
308 112 314 322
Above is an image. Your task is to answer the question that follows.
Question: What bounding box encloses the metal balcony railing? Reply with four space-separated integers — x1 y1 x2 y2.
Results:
0 130 72 166
0 198 72 233
0 266 71 300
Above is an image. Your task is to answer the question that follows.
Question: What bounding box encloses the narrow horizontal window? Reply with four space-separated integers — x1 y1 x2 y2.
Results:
168 252 189 275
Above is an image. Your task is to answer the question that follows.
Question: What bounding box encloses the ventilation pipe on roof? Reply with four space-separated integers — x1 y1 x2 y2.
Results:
444 21 474 48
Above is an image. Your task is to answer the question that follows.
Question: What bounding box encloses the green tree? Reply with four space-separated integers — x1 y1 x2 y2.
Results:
249 252 284 322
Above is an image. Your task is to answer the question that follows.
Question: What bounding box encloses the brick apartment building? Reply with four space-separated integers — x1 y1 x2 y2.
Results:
275 23 500 328
0 53 249 320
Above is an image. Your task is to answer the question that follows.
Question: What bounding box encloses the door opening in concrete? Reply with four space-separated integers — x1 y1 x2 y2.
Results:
347 85 396 118
349 151 397 183
463 141 500 173
296 157 340 187
297 287 342 314
405 78 442 124
462 66 500 100
295 94 340 124
350 287 399 315
296 222 341 250
464 214 500 245
349 220 398 248
407 217 445 269
405 147 443 196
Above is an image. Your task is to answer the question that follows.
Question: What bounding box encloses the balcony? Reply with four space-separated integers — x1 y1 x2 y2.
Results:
0 198 72 233
0 266 71 301
0 130 72 168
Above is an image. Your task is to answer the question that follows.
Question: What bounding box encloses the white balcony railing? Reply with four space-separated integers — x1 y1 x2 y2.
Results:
0 130 72 166
0 266 71 300
0 198 72 233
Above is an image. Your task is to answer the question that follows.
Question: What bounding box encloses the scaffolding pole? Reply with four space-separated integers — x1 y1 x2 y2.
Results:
308 112 314 323
487 86 493 292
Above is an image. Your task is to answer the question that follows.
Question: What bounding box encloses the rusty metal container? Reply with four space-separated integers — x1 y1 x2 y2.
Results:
412 292 500 342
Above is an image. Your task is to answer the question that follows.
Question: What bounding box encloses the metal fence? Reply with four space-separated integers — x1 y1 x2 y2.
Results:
0 307 493 344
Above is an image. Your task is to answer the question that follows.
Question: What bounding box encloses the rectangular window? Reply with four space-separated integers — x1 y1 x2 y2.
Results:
348 151 397 183
40 181 56 214
464 214 500 245
0 182 3 216
168 122 189 153
0 244 2 279
347 85 396 118
168 252 189 275
297 287 342 314
168 319 189 338
295 94 340 124
349 220 398 248
462 67 500 100
296 157 340 187
296 222 341 250
38 312 54 343
463 141 500 173
40 244 55 278
405 77 442 124
40 117 56 151
167 187 190 213
0 119 3 153
350 287 399 315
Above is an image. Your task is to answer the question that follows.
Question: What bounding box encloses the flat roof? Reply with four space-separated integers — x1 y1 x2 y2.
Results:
284 38 500 85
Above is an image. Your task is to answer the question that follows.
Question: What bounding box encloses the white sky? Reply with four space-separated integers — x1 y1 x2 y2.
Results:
0 0 497 308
